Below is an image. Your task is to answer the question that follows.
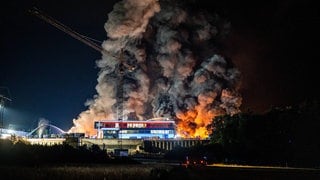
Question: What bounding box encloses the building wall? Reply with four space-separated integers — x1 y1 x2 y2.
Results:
80 138 209 154
24 137 209 155
80 138 144 155
26 138 66 146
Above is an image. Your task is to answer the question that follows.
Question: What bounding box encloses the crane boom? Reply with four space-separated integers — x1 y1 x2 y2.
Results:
29 7 136 72
29 7 132 133
29 7 103 52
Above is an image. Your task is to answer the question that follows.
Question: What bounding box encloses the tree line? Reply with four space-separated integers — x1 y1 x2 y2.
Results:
0 139 136 166
166 100 320 168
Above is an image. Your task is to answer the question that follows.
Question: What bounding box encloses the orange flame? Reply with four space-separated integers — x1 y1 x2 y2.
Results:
69 92 230 139
176 105 217 139
175 92 223 139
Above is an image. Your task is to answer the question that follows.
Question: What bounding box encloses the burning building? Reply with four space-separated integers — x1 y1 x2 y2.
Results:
69 0 242 139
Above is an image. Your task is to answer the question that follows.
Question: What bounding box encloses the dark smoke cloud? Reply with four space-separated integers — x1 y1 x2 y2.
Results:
70 0 242 137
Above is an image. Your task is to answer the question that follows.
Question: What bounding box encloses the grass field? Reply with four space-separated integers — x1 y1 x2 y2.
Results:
0 164 319 179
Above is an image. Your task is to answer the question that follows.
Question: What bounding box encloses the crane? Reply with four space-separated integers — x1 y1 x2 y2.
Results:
28 7 130 140
29 7 103 52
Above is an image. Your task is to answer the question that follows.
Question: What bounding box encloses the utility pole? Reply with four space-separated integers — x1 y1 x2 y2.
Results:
0 87 12 135
117 50 126 154
0 99 4 130
118 73 124 152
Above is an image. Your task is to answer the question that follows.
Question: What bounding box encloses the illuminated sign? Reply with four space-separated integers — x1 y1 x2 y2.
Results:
127 123 147 128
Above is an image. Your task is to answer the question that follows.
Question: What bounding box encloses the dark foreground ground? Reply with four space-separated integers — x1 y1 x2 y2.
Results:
0 164 319 180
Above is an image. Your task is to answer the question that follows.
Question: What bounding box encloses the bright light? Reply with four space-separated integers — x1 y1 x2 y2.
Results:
174 134 182 139
0 133 11 139
7 129 14 134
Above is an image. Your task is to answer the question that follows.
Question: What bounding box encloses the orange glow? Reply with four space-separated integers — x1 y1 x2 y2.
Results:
69 92 229 139
68 109 110 137
175 91 225 139
70 106 222 139
176 105 218 139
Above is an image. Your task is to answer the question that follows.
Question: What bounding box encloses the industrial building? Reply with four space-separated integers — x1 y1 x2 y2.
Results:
94 118 176 139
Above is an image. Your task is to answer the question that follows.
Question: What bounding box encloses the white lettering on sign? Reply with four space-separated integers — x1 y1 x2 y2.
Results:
127 123 146 128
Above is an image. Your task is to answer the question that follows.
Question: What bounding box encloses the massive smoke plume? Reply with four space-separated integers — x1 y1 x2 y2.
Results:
69 0 242 138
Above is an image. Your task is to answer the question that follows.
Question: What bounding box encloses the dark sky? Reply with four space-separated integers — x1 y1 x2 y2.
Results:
1 0 319 131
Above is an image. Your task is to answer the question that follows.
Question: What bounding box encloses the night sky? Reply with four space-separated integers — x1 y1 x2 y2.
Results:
1 0 319 131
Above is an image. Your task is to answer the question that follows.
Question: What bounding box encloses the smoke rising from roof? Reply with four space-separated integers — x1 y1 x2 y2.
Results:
69 0 242 138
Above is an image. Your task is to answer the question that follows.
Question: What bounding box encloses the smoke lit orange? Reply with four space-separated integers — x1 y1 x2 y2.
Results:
176 105 220 139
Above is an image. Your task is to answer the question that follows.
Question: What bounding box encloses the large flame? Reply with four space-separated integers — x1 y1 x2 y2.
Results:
176 92 220 138
176 107 217 139
69 0 242 138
